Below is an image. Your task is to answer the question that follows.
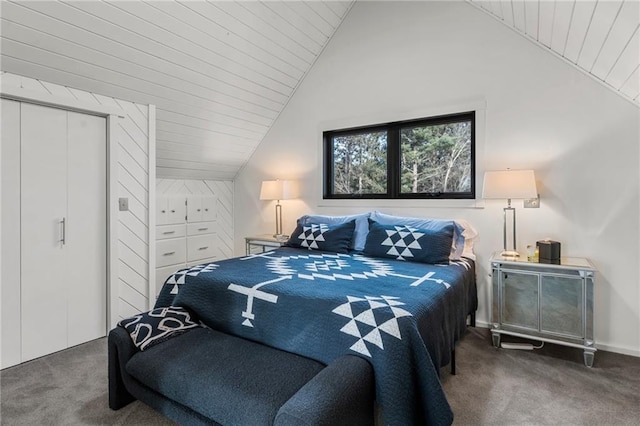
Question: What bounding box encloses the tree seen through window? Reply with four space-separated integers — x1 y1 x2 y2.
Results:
324 111 474 199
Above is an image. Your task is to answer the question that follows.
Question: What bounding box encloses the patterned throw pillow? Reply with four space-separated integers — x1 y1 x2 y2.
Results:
297 212 370 251
286 220 355 254
363 219 454 264
118 306 201 351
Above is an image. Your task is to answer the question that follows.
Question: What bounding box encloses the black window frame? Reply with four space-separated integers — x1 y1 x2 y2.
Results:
323 111 476 200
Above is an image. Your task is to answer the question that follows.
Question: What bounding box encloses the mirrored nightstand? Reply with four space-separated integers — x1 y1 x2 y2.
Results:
490 252 597 367
245 234 287 255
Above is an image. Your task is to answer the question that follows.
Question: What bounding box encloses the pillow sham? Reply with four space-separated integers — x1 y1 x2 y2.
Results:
297 212 370 251
286 220 355 254
370 211 466 260
118 306 201 351
363 219 454 264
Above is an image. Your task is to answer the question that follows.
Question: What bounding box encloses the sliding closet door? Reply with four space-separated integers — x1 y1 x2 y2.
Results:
1 99 22 368
20 103 69 362
66 111 106 347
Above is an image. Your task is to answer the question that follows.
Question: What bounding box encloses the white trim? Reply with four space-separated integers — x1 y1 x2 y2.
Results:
148 105 157 309
0 86 125 118
107 116 119 328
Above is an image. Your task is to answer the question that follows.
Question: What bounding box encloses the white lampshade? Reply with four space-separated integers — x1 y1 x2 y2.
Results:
482 170 537 200
260 180 298 201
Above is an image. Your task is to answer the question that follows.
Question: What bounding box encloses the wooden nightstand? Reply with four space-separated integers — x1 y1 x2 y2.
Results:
245 234 287 255
490 252 597 367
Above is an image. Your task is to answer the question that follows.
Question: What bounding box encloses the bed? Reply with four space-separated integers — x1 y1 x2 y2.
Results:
154 212 477 425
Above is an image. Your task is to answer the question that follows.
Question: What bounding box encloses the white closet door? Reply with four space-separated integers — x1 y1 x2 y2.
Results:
1 99 22 368
66 111 106 347
20 103 69 362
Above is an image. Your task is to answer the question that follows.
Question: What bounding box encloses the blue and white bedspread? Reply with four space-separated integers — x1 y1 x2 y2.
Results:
156 247 477 426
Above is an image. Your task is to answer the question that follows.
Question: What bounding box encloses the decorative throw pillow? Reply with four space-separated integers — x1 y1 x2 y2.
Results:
286 220 355 254
297 212 370 251
118 306 201 351
363 219 454 264
370 211 466 260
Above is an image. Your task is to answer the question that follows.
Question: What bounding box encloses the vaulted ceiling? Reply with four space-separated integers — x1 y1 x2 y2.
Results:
1 1 638 181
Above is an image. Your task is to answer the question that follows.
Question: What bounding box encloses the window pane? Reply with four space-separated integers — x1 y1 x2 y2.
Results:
332 131 387 195
400 120 472 194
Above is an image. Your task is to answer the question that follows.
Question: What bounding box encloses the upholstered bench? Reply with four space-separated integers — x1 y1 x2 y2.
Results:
109 326 375 425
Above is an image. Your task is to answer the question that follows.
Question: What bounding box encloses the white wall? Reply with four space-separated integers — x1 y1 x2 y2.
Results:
234 1 640 356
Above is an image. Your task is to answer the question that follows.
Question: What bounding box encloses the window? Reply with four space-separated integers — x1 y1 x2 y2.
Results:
323 111 475 199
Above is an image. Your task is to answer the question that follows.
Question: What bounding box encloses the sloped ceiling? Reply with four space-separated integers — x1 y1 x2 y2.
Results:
0 0 354 180
1 1 637 181
468 0 639 107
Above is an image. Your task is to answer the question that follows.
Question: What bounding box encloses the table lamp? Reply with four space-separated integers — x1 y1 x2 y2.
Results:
260 179 298 238
482 169 537 257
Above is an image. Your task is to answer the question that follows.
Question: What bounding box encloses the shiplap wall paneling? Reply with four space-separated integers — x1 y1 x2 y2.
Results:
1 1 355 180
1 71 153 326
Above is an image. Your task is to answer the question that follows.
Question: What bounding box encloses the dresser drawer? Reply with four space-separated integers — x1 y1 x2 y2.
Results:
156 238 186 268
187 234 218 262
187 221 216 236
157 224 186 241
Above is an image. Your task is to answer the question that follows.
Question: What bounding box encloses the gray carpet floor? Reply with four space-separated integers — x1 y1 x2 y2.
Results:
1 327 638 425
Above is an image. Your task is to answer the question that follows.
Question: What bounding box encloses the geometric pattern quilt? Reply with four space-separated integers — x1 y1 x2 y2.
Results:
333 295 412 357
154 246 476 426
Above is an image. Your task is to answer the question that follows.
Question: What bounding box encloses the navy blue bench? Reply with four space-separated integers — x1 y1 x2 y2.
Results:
109 326 375 425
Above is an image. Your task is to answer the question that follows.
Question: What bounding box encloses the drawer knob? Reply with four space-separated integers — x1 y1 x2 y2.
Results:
163 251 175 256
161 210 166 213
163 231 175 235
205 208 209 211
198 246 208 250
198 228 208 231
197 209 201 212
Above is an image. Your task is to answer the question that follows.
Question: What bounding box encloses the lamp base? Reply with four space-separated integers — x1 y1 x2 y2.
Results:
500 250 520 257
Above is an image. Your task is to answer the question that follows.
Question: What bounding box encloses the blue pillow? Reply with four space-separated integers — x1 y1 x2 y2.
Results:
118 306 201 351
286 220 355 254
370 211 465 259
298 213 370 251
363 219 454 264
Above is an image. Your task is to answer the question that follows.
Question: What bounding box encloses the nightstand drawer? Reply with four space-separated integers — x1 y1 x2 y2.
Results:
187 221 216 236
156 239 186 267
187 234 218 262
157 224 186 241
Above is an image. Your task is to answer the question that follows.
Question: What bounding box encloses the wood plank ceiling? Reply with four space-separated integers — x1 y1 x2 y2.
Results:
2 1 637 181
468 0 640 108
0 0 354 180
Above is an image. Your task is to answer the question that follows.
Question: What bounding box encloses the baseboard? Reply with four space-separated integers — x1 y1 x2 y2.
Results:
471 320 640 358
